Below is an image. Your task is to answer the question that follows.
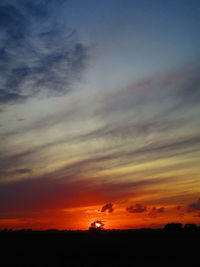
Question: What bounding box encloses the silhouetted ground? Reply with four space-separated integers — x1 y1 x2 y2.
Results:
1 228 200 266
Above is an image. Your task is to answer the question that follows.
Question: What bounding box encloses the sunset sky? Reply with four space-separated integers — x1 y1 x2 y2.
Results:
0 0 200 230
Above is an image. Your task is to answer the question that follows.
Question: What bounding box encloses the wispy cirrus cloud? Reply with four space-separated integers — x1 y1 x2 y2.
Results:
1 130 200 183
0 0 88 106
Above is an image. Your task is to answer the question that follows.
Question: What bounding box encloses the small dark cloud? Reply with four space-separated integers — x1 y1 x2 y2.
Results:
15 168 32 174
157 207 165 213
148 206 165 218
0 0 88 106
101 203 114 213
188 198 200 212
176 205 182 210
126 203 147 213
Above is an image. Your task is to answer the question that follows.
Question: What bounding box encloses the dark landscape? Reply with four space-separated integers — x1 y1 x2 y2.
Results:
1 224 200 267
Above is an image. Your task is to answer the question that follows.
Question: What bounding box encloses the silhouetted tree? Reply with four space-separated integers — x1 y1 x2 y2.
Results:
184 224 197 232
164 223 183 231
89 221 105 232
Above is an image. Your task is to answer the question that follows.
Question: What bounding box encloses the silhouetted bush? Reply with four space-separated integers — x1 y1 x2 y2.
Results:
164 223 183 231
184 224 197 232
88 227 105 233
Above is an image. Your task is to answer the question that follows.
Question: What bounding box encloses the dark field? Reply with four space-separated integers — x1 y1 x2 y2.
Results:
1 228 200 266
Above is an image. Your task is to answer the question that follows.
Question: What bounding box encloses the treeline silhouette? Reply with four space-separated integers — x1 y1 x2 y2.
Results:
1 223 199 266
1 222 200 234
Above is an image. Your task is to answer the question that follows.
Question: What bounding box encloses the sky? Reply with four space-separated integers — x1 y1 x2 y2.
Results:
0 0 200 230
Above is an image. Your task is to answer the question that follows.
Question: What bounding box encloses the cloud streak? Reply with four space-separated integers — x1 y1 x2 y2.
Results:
0 168 170 218
188 198 200 212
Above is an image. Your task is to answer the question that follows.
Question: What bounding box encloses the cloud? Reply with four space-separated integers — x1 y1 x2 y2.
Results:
0 0 88 106
177 213 185 218
178 70 200 107
148 206 165 218
101 203 114 213
0 168 168 218
1 129 199 185
79 117 189 143
193 213 200 218
101 64 200 117
156 207 165 213
126 204 147 213
188 198 200 212
0 90 28 104
15 168 32 174
0 166 33 181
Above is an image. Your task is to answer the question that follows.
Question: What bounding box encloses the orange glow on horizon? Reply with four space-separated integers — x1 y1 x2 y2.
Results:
1 201 200 231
